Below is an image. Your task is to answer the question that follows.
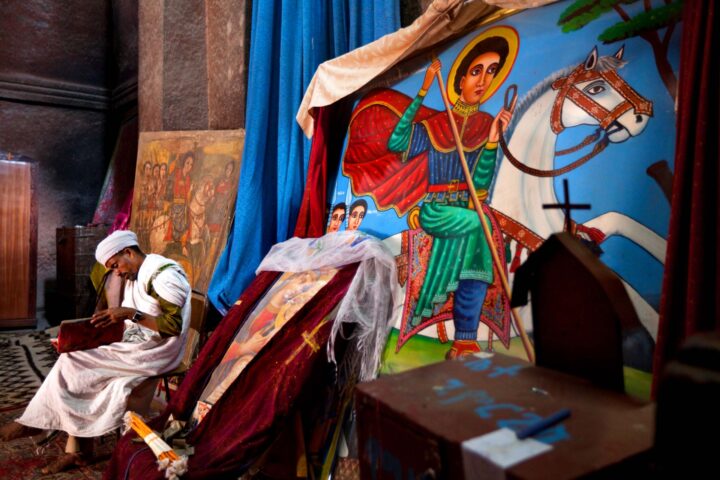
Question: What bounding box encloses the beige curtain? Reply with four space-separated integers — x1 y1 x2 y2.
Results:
296 0 557 137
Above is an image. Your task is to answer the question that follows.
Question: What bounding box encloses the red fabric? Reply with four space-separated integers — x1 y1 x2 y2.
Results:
294 107 331 238
653 0 720 396
104 264 360 479
93 117 139 226
342 89 492 216
293 100 354 238
109 188 133 234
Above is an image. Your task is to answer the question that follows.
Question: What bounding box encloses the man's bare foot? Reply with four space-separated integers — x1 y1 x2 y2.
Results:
40 452 89 475
0 421 43 442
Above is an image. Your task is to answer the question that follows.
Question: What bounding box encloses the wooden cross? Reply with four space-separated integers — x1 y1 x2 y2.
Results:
542 179 591 233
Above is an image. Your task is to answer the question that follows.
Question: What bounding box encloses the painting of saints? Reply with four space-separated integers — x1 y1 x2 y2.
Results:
156 162 168 210
132 130 244 294
343 28 518 358
137 161 155 246
190 268 337 424
204 160 238 278
165 152 195 256
347 199 367 231
326 202 346 233
187 176 216 285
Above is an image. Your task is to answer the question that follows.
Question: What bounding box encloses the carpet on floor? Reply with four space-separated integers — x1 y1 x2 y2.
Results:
0 331 58 412
0 405 115 480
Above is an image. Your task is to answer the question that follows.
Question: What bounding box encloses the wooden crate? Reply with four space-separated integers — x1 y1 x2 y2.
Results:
356 354 654 479
0 158 37 328
55 225 108 319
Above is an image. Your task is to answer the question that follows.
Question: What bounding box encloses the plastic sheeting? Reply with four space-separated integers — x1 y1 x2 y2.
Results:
257 230 401 381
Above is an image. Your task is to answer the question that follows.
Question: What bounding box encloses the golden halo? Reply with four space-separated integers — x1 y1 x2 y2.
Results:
446 26 520 106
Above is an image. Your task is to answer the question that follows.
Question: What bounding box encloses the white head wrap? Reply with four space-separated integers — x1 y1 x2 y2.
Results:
95 230 139 266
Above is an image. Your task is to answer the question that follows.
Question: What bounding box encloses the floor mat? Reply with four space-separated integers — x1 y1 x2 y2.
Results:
0 406 114 479
0 331 58 411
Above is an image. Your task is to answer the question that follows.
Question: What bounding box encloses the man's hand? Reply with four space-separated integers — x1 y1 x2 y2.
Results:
91 307 134 329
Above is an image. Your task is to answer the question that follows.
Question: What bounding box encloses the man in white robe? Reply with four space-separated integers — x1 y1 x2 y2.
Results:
0 230 191 474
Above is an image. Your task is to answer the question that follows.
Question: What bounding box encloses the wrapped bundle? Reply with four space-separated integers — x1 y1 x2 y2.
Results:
123 411 188 479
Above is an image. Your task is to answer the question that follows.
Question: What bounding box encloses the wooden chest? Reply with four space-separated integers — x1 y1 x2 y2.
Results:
55 225 108 320
0 158 38 328
356 354 655 479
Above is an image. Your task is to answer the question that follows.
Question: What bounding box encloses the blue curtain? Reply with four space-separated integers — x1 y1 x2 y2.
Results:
208 0 400 313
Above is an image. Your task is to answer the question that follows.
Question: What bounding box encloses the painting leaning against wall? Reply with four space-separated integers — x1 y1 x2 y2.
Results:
130 129 244 293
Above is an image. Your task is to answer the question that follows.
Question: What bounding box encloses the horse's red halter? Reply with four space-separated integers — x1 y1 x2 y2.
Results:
550 64 653 135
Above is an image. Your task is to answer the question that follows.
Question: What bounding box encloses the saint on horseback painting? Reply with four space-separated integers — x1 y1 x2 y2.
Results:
130 130 244 293
327 0 681 384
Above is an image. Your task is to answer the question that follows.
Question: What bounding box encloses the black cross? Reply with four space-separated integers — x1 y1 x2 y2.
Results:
542 179 591 233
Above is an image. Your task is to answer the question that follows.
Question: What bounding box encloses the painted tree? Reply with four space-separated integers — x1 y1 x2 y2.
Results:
558 0 683 102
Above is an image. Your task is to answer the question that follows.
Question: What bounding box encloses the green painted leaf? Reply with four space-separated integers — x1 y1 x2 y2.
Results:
598 2 683 43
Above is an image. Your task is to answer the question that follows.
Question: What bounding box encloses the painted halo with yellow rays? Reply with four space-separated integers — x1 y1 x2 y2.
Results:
446 25 520 106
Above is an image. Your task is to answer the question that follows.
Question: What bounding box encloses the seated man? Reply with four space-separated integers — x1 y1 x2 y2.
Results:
0 230 191 474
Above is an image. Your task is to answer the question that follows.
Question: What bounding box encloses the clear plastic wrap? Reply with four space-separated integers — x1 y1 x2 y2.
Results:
256 230 400 380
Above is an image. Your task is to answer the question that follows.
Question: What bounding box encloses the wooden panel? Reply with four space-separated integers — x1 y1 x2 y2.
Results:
55 225 108 321
0 159 37 327
357 354 654 479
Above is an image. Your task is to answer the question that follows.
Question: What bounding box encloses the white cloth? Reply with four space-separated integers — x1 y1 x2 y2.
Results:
256 231 401 381
296 0 490 137
17 254 191 437
95 229 139 265
296 0 557 138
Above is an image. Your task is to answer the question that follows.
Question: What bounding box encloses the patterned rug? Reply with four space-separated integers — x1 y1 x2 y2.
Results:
0 405 113 479
0 331 58 412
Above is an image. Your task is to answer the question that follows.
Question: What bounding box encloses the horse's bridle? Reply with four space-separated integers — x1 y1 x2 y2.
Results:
498 64 653 178
550 64 653 135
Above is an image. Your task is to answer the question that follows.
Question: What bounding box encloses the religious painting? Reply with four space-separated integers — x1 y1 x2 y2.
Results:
130 129 244 293
188 268 338 427
327 0 681 387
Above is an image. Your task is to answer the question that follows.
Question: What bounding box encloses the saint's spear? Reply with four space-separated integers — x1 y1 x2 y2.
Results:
432 65 535 363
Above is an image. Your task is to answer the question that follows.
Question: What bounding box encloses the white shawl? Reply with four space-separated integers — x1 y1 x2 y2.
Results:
256 231 401 381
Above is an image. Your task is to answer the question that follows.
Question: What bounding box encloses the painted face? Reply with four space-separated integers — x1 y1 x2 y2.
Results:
347 206 365 231
459 51 501 105
105 249 140 281
328 208 345 233
225 163 234 177
153 165 160 178
144 162 152 176
183 157 194 175
204 180 215 196
160 164 167 178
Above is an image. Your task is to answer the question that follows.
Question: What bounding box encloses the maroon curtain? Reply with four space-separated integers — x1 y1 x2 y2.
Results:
294 107 332 238
652 0 720 395
293 101 354 238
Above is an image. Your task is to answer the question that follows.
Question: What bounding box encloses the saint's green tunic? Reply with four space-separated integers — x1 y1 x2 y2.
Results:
389 94 499 324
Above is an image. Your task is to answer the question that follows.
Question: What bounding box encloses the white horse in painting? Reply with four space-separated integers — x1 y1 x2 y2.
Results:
491 46 664 339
